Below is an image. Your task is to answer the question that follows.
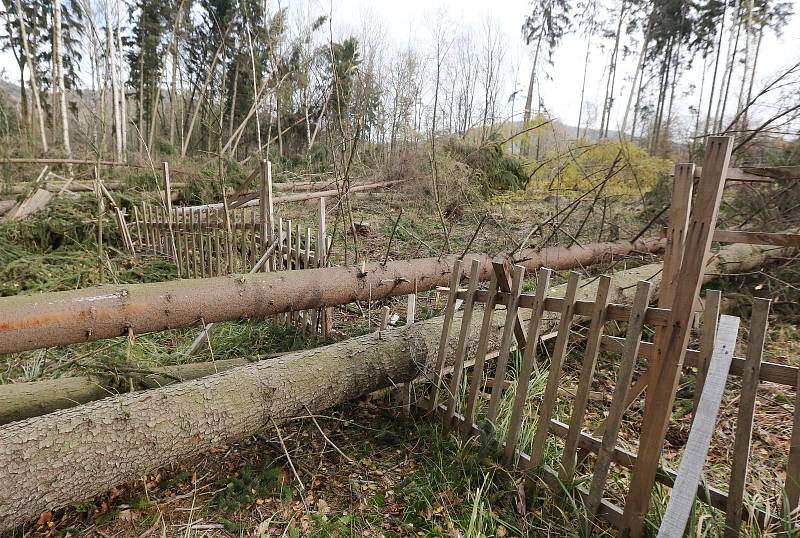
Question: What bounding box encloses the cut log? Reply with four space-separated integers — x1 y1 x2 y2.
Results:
0 358 251 425
4 188 51 220
0 199 15 216
0 238 664 355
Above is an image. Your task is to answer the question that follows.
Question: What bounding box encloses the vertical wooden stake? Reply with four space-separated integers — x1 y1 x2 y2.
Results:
402 289 417 416
560 275 612 482
724 298 770 537
623 136 732 537
430 260 465 411
486 264 526 424
260 160 275 271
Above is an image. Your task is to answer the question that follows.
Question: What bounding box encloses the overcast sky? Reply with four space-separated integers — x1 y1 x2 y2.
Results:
330 0 800 132
1 0 798 134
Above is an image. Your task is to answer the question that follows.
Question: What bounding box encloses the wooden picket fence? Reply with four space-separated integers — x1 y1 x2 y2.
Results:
411 137 799 536
133 160 333 337
419 255 797 535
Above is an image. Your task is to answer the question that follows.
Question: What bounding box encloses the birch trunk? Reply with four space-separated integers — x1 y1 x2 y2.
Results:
52 0 72 161
105 0 122 161
14 0 48 152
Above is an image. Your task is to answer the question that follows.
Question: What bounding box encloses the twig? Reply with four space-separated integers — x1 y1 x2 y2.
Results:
303 405 356 464
271 418 307 506
382 208 404 266
459 215 486 259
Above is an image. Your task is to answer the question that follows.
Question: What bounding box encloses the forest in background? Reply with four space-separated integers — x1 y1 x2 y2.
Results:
0 0 798 188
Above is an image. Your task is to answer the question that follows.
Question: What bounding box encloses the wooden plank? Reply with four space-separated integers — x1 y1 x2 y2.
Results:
429 260 464 411
445 259 483 424
694 290 722 417
277 217 285 271
560 275 611 483
162 162 173 213
190 207 198 278
528 271 580 469
214 210 222 276
784 368 800 517
174 207 184 277
601 334 800 389
463 272 500 431
503 267 552 466
713 229 800 248
586 280 652 515
623 136 732 537
724 299 770 537
207 208 215 276
486 264 526 424
251 211 258 273
455 291 675 327
492 261 527 352
260 160 275 271
656 315 739 538
132 205 144 249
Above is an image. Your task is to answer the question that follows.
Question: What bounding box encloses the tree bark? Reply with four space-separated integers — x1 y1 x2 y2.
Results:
0 358 250 424
0 239 664 355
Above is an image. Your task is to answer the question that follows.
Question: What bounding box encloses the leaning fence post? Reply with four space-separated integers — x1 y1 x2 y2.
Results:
260 160 274 271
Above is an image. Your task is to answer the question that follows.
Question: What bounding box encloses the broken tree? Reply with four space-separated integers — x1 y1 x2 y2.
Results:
0 238 663 355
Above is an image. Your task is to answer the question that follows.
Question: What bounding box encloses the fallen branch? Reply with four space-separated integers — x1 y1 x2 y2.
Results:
0 238 664 355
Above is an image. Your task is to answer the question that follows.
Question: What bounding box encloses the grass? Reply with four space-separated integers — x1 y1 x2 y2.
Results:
1 161 797 537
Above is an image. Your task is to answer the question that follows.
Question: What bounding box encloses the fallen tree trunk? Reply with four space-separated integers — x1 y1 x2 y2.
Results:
1 181 188 194
0 358 250 424
0 241 792 530
0 240 785 426
0 238 663 355
0 306 505 529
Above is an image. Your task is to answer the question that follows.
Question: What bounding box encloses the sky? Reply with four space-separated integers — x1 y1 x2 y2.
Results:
330 0 800 133
1 0 799 134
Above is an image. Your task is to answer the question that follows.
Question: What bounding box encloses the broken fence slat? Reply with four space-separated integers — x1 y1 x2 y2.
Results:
657 314 740 538
445 259 482 424
724 298 770 537
503 267 552 466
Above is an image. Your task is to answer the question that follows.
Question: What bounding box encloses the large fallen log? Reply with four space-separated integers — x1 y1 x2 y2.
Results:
0 240 792 529
0 259 626 529
0 358 250 424
1 181 188 194
0 238 664 355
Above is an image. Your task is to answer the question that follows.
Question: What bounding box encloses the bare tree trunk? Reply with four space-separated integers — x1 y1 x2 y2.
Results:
0 239 664 355
116 1 127 158
168 0 185 148
704 4 727 135
52 0 72 161
14 0 48 153
181 21 232 157
105 0 122 161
